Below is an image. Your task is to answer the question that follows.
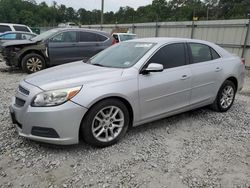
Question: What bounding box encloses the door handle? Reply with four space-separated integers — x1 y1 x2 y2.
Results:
181 75 189 80
215 67 222 72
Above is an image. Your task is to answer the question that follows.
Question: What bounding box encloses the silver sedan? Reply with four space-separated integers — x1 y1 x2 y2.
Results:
10 38 245 147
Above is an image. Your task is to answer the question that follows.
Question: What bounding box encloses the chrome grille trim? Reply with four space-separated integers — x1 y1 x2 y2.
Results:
18 85 30 96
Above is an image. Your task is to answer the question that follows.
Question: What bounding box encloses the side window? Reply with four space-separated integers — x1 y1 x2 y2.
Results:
0 25 12 32
112 34 119 42
50 31 77 42
21 34 34 40
80 32 99 42
148 43 186 69
210 48 220 60
13 26 30 32
97 34 108 42
0 33 17 39
189 43 212 63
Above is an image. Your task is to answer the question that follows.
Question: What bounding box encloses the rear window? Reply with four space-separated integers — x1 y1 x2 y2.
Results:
13 26 30 32
80 32 100 42
0 25 12 32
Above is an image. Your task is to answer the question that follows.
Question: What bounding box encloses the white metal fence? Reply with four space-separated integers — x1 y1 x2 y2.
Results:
40 19 250 68
80 19 250 68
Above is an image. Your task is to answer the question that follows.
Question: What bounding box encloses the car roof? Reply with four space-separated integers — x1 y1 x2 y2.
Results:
129 37 215 45
0 23 29 27
0 31 36 35
113 33 136 35
53 27 110 35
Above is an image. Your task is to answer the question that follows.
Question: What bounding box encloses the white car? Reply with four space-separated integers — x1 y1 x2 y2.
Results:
10 38 245 147
112 33 137 44
0 23 33 34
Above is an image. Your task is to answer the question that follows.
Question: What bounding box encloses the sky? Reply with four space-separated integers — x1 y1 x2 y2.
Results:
35 0 153 12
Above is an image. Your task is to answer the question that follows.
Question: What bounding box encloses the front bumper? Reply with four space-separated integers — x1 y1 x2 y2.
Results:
10 81 88 145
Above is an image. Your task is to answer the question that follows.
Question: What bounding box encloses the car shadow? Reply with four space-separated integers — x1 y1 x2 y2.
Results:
25 106 213 152
0 66 25 74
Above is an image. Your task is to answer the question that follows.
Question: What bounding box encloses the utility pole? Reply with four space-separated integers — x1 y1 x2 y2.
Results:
101 0 104 25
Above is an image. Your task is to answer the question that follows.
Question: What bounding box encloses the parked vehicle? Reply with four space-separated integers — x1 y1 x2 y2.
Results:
9 38 245 147
112 33 136 44
58 22 78 28
0 28 112 73
0 23 33 34
0 31 36 44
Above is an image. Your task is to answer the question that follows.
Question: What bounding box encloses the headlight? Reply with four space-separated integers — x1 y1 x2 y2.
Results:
31 86 82 107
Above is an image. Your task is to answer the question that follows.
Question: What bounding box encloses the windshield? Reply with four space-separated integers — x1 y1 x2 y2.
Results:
119 34 136 42
31 29 59 41
90 42 155 68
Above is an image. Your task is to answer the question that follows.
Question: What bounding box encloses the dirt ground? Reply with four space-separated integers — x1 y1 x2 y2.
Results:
0 64 249 188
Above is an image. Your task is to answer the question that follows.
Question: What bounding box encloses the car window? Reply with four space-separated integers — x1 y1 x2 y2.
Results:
119 34 136 42
189 43 213 63
0 33 17 39
13 26 30 32
80 32 100 42
210 47 220 60
0 25 12 32
51 31 77 42
148 43 186 69
21 33 34 40
112 34 119 42
90 42 156 68
97 34 108 42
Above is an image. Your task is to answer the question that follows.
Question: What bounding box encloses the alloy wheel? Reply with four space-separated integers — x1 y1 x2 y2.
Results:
220 85 234 109
91 106 124 142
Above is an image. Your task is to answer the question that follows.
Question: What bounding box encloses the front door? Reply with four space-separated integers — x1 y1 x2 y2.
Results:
138 43 192 120
48 31 79 65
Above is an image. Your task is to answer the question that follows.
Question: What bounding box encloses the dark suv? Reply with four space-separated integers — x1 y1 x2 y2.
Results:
0 28 112 73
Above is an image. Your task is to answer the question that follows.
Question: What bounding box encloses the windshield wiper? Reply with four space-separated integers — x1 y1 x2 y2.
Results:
92 63 105 67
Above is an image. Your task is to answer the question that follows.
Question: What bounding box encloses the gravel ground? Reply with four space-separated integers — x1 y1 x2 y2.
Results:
0 63 249 188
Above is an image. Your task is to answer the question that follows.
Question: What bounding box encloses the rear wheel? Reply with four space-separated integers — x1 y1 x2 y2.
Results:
21 53 46 74
211 80 236 112
81 99 130 147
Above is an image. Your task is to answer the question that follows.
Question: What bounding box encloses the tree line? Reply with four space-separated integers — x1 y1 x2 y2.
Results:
0 0 249 27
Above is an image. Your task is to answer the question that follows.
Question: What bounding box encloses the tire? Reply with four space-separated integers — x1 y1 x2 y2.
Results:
81 99 130 147
21 53 46 74
211 80 236 112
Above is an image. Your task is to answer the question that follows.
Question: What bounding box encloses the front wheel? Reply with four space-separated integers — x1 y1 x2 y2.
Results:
211 80 236 112
21 53 46 74
81 99 130 147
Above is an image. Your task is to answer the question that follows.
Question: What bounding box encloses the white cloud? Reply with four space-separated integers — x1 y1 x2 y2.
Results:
35 0 153 12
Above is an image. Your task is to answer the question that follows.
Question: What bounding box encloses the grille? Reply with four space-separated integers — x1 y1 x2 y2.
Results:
18 85 30 96
15 97 26 107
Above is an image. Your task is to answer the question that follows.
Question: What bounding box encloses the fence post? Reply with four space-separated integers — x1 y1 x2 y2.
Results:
242 19 250 58
155 22 159 37
132 24 135 33
190 20 195 39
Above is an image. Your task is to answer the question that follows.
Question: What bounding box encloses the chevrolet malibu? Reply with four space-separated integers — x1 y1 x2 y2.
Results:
10 38 245 147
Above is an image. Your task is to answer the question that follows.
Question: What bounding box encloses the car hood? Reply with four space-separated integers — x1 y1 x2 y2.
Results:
2 39 37 47
24 61 124 91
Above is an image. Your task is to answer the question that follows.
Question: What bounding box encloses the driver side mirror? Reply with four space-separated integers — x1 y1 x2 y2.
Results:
141 63 164 75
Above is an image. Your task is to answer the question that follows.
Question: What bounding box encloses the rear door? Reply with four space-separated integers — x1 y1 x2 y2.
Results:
138 43 192 120
188 42 222 105
77 31 109 62
48 31 79 65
